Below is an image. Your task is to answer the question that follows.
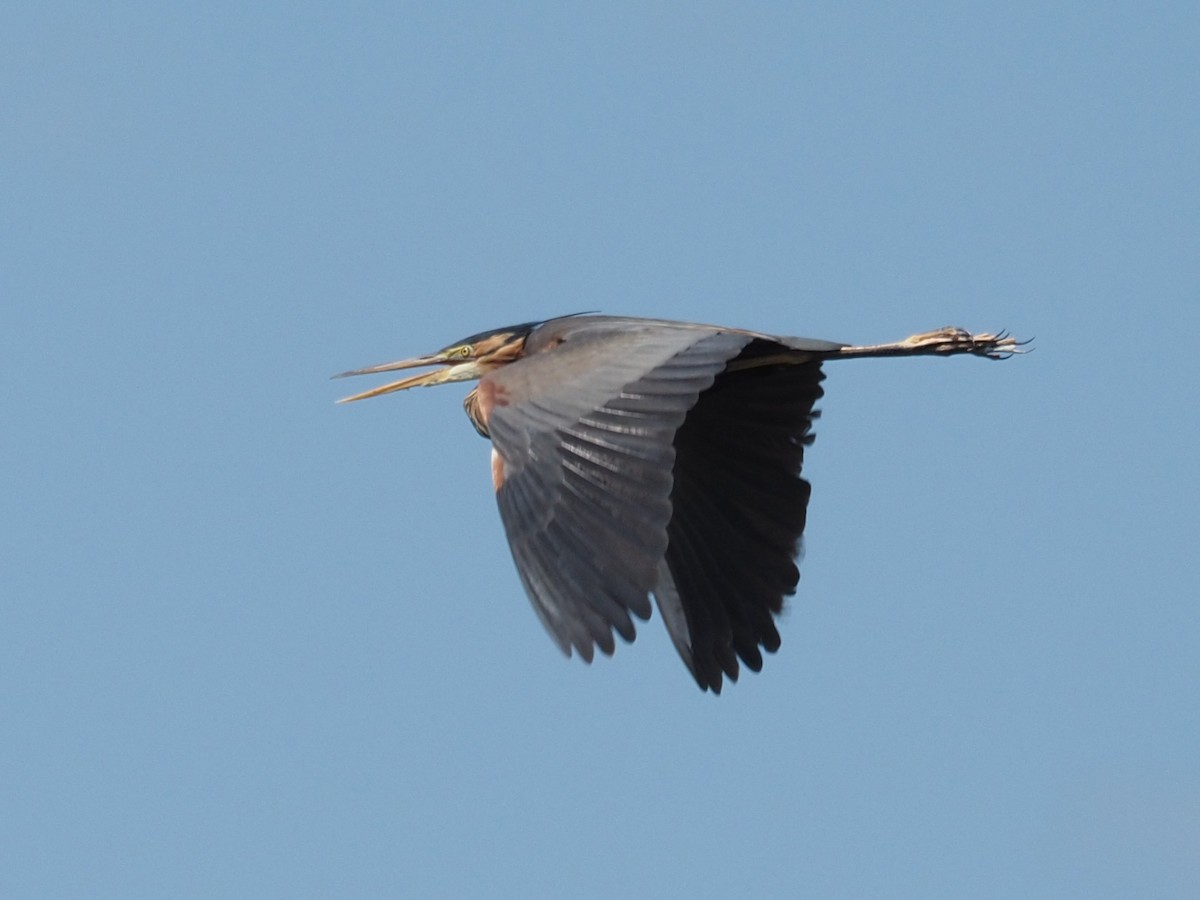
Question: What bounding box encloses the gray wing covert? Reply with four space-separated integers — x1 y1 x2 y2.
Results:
484 325 752 662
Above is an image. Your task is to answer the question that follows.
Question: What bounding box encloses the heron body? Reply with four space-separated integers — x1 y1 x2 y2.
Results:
337 315 1021 692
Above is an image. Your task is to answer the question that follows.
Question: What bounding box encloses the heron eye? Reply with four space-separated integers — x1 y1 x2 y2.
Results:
459 345 472 358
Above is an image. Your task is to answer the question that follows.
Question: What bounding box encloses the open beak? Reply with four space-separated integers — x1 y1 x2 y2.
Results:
333 354 483 403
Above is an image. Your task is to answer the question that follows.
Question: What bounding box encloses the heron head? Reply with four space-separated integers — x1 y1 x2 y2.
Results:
334 321 540 403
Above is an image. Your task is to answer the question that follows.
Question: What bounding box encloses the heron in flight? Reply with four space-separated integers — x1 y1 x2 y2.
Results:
337 315 1022 692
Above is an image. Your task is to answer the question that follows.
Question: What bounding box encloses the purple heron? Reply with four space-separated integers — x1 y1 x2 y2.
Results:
337 315 1022 692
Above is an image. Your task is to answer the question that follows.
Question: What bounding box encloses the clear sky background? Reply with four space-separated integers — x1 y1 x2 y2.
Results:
4 3 1198 898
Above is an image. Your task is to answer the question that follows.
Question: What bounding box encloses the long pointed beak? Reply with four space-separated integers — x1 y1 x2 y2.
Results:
333 355 483 403
333 354 447 380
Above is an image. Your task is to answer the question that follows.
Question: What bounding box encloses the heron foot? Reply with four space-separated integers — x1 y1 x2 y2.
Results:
901 327 1030 360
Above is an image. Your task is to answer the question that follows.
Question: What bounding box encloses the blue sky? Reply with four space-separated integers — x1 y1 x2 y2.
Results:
4 3 1198 897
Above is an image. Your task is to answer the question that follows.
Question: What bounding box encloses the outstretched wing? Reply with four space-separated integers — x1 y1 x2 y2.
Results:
483 322 753 662
658 346 826 692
